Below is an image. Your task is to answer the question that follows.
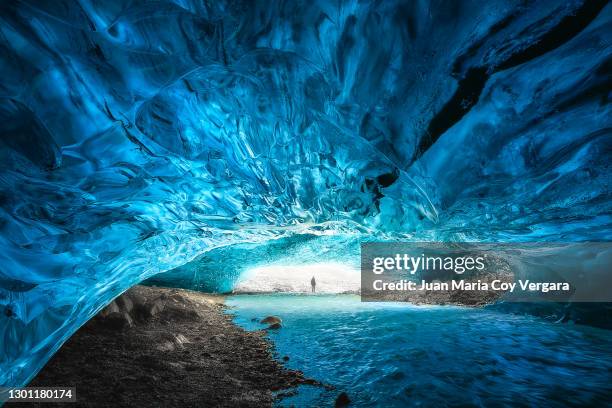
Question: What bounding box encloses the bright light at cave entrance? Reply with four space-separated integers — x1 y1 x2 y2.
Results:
235 262 360 294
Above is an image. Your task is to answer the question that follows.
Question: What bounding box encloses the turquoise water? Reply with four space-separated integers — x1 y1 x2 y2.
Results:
226 295 612 407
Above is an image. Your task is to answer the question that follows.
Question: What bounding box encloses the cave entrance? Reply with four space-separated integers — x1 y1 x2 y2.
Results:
234 262 359 294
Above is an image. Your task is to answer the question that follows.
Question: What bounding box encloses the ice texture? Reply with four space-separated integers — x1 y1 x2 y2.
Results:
0 0 611 386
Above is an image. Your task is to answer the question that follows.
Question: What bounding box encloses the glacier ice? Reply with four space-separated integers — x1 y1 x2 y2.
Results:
0 0 611 386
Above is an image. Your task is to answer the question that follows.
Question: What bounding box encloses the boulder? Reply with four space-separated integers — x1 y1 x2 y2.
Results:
260 316 282 325
114 295 134 313
335 392 351 407
99 301 120 318
100 311 134 330
266 322 282 330
146 296 166 317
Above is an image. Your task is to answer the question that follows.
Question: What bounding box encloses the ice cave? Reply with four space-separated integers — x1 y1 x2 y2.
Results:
0 0 611 401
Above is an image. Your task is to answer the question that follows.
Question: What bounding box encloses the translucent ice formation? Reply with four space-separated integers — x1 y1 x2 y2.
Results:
0 0 610 386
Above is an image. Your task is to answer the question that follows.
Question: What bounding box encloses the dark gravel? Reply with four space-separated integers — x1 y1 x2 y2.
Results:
24 286 318 407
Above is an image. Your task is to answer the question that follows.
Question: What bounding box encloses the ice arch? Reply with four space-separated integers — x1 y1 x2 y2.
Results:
1 0 611 386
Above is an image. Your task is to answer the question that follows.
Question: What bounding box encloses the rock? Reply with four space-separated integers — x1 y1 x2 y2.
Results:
156 334 189 352
174 334 189 345
115 295 134 313
156 341 175 352
282 356 289 361
100 311 134 330
335 392 351 407
126 290 148 307
266 322 282 330
99 301 120 318
100 292 136 320
146 296 166 317
260 316 282 325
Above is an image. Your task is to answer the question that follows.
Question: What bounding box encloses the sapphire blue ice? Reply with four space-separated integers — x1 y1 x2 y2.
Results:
0 0 610 386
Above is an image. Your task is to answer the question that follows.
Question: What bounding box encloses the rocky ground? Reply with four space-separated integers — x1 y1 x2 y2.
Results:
25 286 319 407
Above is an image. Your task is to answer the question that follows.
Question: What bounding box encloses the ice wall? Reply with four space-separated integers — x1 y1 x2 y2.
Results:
0 0 610 386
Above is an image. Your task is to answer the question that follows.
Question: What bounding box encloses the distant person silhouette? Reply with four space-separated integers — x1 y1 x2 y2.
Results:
311 276 316 293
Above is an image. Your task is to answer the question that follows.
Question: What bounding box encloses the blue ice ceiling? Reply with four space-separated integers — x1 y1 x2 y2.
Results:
0 0 611 387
